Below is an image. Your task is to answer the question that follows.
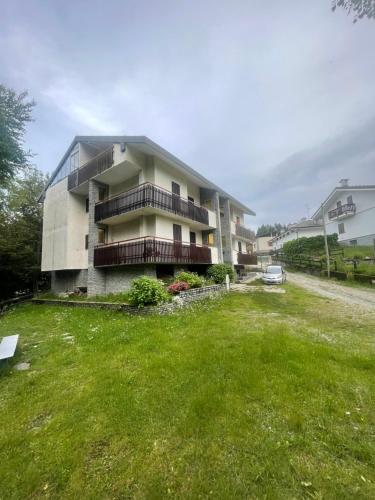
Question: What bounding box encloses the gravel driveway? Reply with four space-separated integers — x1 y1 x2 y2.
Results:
286 271 375 311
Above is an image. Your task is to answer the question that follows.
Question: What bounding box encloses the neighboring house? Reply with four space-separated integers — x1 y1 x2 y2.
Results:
313 180 375 246
255 236 273 255
271 219 323 251
40 136 255 295
255 235 273 267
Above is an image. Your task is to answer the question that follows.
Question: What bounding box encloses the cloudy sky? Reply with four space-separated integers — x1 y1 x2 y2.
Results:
1 0 374 229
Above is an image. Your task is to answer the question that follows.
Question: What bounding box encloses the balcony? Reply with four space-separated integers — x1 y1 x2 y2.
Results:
68 147 114 190
237 253 257 265
94 237 212 267
95 183 210 226
234 223 254 240
328 203 356 220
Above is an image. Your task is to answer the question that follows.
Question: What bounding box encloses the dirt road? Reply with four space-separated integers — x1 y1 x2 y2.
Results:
286 271 375 311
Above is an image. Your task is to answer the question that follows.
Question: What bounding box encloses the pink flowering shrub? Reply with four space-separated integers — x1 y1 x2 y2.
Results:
167 281 190 294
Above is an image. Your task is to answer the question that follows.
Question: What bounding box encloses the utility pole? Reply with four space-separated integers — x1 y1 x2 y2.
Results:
321 203 330 278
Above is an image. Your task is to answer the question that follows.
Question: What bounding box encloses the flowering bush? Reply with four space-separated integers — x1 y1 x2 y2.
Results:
167 281 190 295
174 271 205 288
128 276 169 308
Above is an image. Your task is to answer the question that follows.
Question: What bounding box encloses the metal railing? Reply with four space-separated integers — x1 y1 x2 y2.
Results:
235 223 253 240
94 236 212 267
328 203 356 220
95 182 209 225
68 147 114 190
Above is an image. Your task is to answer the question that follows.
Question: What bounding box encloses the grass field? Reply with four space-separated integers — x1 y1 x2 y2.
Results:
1 285 375 499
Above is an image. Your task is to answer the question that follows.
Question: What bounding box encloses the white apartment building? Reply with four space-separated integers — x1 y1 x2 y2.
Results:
313 179 375 246
40 136 256 295
271 219 323 251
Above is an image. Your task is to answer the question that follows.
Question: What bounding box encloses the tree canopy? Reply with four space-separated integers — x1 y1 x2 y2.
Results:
332 0 375 22
0 84 35 187
0 166 48 299
256 223 287 238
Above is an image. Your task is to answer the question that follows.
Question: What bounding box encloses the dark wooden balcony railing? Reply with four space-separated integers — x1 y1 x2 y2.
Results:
94 237 212 267
328 203 356 220
68 147 114 190
235 223 253 240
95 183 209 225
237 252 257 265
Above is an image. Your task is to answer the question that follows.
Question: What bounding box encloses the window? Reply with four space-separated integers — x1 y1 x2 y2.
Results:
85 198 89 213
188 196 194 204
337 200 342 208
85 234 89 249
338 222 345 234
98 187 107 202
349 239 357 246
70 150 79 171
173 224 182 242
171 182 180 196
207 233 214 246
190 231 196 245
347 195 353 205
238 241 242 253
98 228 106 244
236 216 240 225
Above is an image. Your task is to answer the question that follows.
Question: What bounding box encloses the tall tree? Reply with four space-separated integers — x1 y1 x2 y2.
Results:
332 0 375 22
0 167 48 299
256 223 288 237
0 84 35 187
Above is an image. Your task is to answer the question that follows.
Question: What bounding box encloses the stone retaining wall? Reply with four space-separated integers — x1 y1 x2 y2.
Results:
32 284 226 315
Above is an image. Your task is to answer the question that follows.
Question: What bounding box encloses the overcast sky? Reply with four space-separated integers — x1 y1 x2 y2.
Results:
1 0 374 229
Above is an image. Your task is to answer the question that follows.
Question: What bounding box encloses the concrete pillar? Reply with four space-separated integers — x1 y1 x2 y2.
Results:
221 197 233 265
87 180 106 296
213 191 223 263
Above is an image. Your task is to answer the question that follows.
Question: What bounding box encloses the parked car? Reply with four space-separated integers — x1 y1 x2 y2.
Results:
262 265 286 285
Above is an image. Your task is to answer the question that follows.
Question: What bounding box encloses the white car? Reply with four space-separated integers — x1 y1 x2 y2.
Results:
262 265 286 285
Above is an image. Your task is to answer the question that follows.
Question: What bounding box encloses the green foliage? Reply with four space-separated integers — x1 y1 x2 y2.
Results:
128 276 169 308
282 234 339 258
256 223 287 237
332 0 375 23
207 263 234 283
174 271 205 288
0 166 48 299
0 85 35 187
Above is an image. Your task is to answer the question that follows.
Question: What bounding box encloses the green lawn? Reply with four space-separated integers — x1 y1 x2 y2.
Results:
1 286 374 499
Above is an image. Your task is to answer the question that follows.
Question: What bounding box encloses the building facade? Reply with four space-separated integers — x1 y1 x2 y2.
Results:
271 220 323 251
313 180 375 246
40 136 255 295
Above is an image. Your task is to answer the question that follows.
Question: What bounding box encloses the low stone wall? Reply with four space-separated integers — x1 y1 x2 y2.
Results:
0 294 33 315
32 284 226 315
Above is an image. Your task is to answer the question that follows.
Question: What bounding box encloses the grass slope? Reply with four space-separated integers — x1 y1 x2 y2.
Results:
0 285 374 499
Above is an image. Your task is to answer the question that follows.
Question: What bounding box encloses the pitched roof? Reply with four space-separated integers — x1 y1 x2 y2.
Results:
312 184 375 219
41 135 255 215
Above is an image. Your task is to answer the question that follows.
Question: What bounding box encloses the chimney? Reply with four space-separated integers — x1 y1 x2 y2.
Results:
339 178 349 187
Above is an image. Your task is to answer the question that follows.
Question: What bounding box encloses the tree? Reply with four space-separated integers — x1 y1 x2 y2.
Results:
256 223 288 237
0 84 35 187
332 0 375 23
0 166 48 299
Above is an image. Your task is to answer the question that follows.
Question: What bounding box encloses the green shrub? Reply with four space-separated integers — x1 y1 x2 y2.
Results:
207 263 234 284
174 271 205 288
128 276 169 308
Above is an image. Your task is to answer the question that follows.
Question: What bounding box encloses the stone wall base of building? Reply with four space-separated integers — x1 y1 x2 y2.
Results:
51 269 88 294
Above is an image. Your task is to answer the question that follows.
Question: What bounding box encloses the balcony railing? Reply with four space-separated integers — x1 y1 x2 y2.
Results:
68 147 114 190
328 203 356 220
235 223 253 240
95 183 209 225
237 253 257 265
94 236 212 267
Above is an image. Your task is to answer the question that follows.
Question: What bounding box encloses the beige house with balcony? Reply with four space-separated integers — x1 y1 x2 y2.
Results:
40 136 256 295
